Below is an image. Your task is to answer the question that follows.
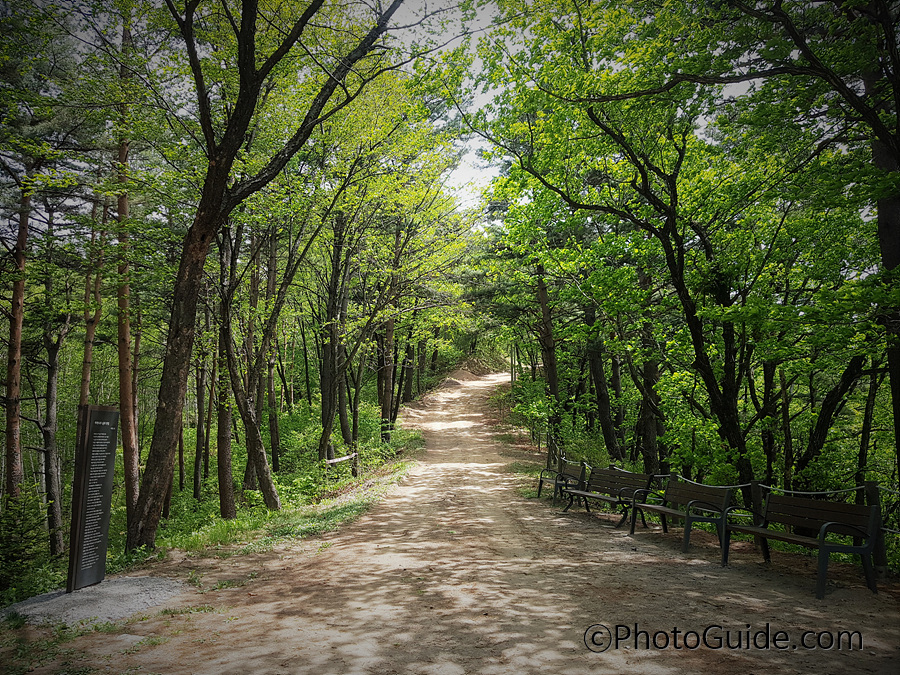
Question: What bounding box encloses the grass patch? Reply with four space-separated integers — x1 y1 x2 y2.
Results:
158 605 216 617
506 461 542 477
0 615 131 675
2 610 27 630
123 636 169 654
160 452 415 559
505 461 543 499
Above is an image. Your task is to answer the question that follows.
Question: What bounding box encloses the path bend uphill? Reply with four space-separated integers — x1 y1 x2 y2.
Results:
38 372 900 674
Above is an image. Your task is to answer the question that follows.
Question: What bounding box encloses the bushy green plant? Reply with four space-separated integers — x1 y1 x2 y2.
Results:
0 487 65 606
508 377 551 438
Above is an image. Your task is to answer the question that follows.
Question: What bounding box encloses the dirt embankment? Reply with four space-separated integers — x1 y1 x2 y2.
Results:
4 371 899 675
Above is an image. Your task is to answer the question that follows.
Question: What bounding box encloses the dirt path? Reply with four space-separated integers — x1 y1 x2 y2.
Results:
20 373 900 674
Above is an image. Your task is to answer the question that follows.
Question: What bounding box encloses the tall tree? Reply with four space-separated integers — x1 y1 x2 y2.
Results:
478 0 900 476
129 0 407 550
115 7 141 527
1 1 80 500
469 0 883 487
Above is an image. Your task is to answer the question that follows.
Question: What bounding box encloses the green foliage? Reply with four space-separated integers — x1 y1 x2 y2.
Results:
0 489 65 607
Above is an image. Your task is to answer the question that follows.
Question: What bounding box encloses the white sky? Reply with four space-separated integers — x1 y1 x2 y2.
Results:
391 0 504 210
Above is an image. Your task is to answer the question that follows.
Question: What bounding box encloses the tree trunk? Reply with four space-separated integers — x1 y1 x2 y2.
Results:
430 327 440 373
862 15 900 489
380 316 395 441
416 337 427 394
178 425 185 492
300 319 312 405
760 361 777 485
856 367 883 502
40 231 70 556
204 351 216 479
586 306 624 462
338 360 353 446
610 352 625 445
318 212 347 458
656 223 754 499
241 233 261 489
5 188 31 500
637 357 663 476
116 16 140 528
391 340 406 425
351 344 367 444
536 265 561 434
217 311 236 519
42 335 67 555
193 349 206 500
219 227 279 509
79 200 107 407
267 354 281 472
794 355 866 477
780 368 794 490
266 232 281 472
117 170 140 523
402 339 415 403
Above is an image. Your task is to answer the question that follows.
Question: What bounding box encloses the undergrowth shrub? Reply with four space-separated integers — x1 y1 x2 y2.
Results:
0 487 65 606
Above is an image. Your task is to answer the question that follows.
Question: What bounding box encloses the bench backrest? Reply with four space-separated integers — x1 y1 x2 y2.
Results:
557 460 585 487
762 493 879 539
586 467 652 497
663 477 731 511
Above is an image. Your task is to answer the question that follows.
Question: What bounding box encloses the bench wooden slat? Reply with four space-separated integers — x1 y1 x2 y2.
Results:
561 467 652 527
722 492 881 599
537 459 585 505
760 495 873 537
629 477 732 552
726 524 822 549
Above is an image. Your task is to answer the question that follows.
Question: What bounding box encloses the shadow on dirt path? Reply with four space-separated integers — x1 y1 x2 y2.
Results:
13 372 900 674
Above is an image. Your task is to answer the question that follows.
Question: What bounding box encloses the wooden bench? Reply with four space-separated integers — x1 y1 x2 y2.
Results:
629 476 732 552
537 458 585 505
722 492 881 599
561 467 652 527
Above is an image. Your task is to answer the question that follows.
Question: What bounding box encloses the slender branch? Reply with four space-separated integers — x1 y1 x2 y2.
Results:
164 0 216 152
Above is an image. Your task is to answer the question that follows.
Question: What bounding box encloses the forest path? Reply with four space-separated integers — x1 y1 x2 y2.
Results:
25 372 900 674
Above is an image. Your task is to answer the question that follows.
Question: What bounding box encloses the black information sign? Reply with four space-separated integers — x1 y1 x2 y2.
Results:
67 405 119 593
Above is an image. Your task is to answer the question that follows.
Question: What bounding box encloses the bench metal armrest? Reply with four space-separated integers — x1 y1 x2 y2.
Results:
723 505 759 522
632 487 663 506
618 486 644 501
685 498 724 514
818 521 871 541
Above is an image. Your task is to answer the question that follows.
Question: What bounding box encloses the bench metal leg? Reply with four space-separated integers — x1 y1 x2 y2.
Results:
816 547 830 599
681 523 692 553
614 507 629 528
562 493 574 512
721 528 732 566
861 553 878 594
